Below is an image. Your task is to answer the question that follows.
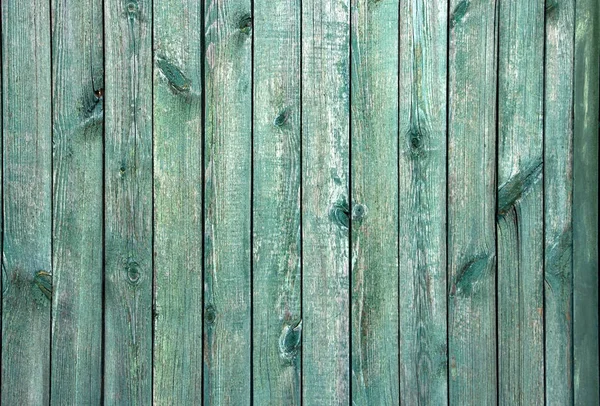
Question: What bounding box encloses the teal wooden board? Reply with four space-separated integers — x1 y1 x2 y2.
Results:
103 0 153 403
252 0 302 403
301 0 350 403
153 0 204 403
351 0 399 403
447 0 498 403
544 0 575 403
573 0 599 403
0 0 596 403
398 0 447 404
497 0 545 404
203 0 252 403
50 0 104 402
1 0 52 403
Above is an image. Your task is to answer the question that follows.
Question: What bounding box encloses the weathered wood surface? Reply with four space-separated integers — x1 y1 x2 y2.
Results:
153 0 203 404
203 0 252 403
350 0 399 403
447 0 498 404
497 0 545 404
398 0 447 404
302 0 350 403
50 0 104 403
252 0 302 403
1 0 52 404
544 0 575 403
0 0 597 403
573 0 599 403
103 0 153 403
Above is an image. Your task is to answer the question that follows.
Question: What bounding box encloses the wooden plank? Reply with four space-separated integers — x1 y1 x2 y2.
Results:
203 0 252 403
447 0 498 403
397 1 447 404
301 0 350 403
497 1 545 404
350 0 399 403
152 0 203 404
573 0 599 402
1 0 52 404
104 0 153 403
50 0 104 402
252 0 301 403
544 0 575 403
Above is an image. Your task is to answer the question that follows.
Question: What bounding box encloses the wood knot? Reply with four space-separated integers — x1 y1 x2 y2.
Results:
352 203 367 223
126 1 139 19
126 261 141 285
450 0 469 29
273 108 291 127
279 320 302 363
205 304 217 325
238 14 252 34
157 56 191 92
34 270 52 300
329 199 349 229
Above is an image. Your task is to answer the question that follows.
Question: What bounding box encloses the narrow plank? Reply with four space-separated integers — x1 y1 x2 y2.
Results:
497 1 545 403
397 0 447 404
301 0 350 402
544 0 575 404
50 0 104 402
252 0 302 403
1 0 52 403
203 0 252 402
573 0 599 402
447 0 498 403
350 0 399 403
104 0 153 403
152 0 203 403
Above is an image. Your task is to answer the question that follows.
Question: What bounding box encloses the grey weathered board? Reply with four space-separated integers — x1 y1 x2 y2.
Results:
0 0 598 404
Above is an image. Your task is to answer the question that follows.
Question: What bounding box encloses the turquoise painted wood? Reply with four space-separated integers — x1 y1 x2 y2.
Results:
0 0 597 404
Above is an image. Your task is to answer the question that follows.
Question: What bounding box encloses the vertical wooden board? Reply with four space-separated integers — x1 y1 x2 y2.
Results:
301 0 350 403
350 0 399 403
447 0 498 403
50 0 104 402
203 0 252 403
397 0 447 404
252 0 301 403
497 1 545 404
104 0 153 403
544 0 575 404
1 0 52 404
153 0 203 404
573 0 599 402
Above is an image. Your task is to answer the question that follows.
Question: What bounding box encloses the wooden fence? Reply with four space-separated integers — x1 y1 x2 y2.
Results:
0 0 598 404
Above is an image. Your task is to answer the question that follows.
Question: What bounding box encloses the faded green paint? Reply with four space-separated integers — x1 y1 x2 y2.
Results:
153 0 203 403
252 0 302 403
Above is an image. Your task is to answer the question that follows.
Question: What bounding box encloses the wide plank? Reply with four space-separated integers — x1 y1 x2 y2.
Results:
544 0 575 404
302 0 350 403
203 0 252 402
153 0 203 403
104 0 153 403
398 0 447 404
50 0 104 402
350 0 399 403
497 1 545 403
252 0 302 403
447 0 498 403
1 0 52 403
573 0 599 403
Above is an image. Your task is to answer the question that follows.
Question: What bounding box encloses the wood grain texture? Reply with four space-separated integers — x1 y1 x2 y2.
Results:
1 0 52 403
203 0 252 403
544 0 575 403
252 0 302 403
153 0 203 403
497 1 545 404
398 1 447 404
349 0 399 404
301 0 350 403
104 0 153 403
573 0 599 402
50 0 104 402
447 0 498 403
